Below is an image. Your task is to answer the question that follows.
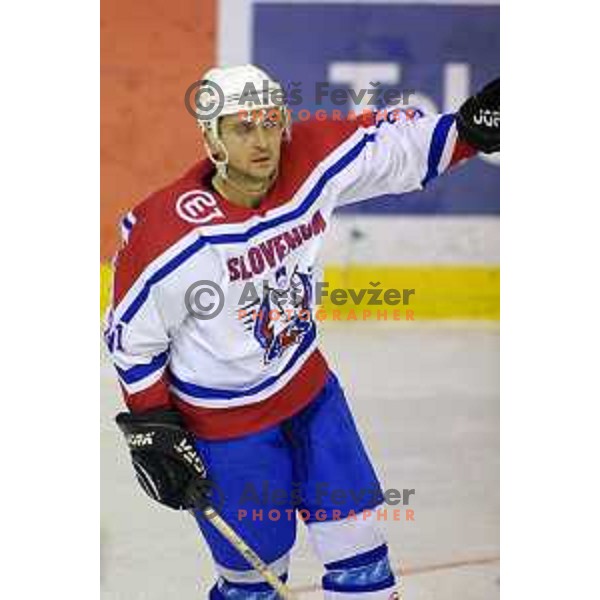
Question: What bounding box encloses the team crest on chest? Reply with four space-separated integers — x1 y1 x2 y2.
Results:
255 266 314 363
175 190 225 224
238 265 316 364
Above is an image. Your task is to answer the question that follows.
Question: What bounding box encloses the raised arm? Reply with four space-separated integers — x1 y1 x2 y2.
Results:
316 78 500 208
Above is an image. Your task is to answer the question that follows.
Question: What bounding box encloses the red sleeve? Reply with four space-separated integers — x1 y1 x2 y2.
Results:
449 138 478 167
120 375 172 414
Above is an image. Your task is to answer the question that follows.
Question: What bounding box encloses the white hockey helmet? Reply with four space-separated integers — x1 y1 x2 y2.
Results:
196 64 291 178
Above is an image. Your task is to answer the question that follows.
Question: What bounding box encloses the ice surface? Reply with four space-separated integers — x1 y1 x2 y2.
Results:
101 321 499 599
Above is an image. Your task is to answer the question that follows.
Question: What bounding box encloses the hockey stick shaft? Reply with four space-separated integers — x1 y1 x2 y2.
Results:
201 506 296 600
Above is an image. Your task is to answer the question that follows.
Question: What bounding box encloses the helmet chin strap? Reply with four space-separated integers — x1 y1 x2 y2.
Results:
202 137 229 179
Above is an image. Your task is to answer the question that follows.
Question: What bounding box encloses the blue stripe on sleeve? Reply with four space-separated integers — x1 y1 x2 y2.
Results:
421 113 455 187
115 350 170 385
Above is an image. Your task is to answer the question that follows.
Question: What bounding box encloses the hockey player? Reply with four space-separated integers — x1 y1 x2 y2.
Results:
105 65 499 598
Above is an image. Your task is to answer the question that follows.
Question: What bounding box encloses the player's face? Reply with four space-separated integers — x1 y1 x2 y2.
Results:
218 113 284 183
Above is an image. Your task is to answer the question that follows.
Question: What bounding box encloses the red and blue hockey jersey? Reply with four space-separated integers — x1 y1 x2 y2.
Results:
104 109 475 439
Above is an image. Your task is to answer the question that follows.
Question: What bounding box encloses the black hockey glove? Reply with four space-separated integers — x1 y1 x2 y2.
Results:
456 78 500 154
115 409 212 510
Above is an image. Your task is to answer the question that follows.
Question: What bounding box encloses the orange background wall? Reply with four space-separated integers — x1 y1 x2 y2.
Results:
101 0 215 260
